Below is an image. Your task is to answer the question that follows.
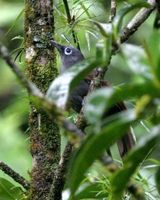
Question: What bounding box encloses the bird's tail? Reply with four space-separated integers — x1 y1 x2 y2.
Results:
118 128 136 157
104 102 136 158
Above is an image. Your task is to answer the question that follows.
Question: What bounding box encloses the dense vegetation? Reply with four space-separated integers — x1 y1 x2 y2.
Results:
0 0 160 199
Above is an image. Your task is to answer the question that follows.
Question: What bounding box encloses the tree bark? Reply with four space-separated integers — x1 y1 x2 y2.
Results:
24 1 60 199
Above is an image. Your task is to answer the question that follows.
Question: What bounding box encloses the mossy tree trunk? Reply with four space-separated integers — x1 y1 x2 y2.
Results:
24 1 60 199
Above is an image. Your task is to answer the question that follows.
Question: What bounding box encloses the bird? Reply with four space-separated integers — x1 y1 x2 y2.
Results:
50 40 135 157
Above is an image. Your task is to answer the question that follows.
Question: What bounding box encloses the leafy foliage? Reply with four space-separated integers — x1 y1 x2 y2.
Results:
51 1 160 200
1 0 160 200
68 110 136 195
111 126 160 199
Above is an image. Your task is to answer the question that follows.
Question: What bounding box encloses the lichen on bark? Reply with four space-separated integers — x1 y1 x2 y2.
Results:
24 1 60 199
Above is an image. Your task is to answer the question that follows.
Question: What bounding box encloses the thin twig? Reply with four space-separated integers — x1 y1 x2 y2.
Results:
0 161 30 190
62 0 80 50
109 0 117 22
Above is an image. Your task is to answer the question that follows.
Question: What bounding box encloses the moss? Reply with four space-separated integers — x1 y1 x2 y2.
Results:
24 0 60 199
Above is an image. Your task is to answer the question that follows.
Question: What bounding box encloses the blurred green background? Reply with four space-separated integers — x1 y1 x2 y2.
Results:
0 0 159 195
0 0 31 184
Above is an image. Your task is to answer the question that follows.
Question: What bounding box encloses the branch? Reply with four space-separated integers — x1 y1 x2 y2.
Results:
109 0 117 22
48 143 72 200
120 0 156 43
0 161 30 190
0 43 84 141
62 0 80 50
102 0 156 77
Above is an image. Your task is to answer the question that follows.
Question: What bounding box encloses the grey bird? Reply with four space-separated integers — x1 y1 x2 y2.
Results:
50 40 135 157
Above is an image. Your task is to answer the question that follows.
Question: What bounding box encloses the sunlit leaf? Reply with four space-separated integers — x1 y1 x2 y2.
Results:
68 110 136 195
111 125 160 199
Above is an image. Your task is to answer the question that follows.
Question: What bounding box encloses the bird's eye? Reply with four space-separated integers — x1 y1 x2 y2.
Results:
64 47 72 55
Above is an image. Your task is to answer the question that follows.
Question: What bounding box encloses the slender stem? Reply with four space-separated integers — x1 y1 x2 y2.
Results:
0 161 30 190
62 0 80 50
63 0 72 23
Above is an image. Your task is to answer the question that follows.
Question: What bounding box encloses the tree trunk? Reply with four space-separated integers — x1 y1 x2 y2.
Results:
24 1 60 199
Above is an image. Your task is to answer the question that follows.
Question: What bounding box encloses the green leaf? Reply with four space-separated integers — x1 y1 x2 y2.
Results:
68 110 136 196
121 43 150 77
142 31 160 82
92 21 112 38
0 178 23 200
84 80 160 124
46 59 101 109
71 182 107 199
111 125 160 200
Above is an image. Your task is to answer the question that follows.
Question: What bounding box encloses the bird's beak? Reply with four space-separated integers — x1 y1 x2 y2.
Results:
50 40 63 52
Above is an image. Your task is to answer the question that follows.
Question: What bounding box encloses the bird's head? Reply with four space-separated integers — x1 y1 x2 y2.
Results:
50 40 84 73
